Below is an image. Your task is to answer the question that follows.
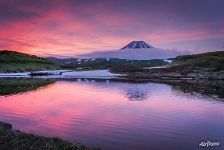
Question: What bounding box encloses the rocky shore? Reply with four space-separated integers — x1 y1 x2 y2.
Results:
0 122 100 150
123 68 224 82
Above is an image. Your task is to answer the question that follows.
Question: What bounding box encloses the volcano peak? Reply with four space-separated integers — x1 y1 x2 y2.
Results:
121 41 153 50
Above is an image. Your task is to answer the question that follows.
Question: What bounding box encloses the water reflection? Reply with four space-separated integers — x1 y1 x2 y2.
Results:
1 78 224 102
0 78 56 96
157 80 224 99
0 78 223 150
126 88 148 101
74 79 155 101
62 78 224 101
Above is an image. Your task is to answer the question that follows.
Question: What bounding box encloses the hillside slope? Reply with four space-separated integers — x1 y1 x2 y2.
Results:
0 50 58 72
171 51 224 71
121 51 224 81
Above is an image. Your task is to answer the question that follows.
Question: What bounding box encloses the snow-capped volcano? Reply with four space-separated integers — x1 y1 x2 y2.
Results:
121 41 153 49
77 41 184 60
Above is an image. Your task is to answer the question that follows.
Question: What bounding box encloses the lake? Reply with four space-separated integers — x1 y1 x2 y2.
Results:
0 78 223 150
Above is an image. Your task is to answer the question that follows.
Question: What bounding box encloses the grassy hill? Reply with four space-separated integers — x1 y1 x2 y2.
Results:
122 51 224 81
172 51 224 71
0 50 58 72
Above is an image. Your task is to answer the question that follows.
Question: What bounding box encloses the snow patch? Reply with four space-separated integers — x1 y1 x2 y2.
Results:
0 72 30 77
164 59 173 63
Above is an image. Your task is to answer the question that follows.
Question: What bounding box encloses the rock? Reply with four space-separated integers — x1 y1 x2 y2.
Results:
0 122 12 130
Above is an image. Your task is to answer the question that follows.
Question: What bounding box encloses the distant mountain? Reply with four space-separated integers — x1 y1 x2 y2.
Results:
47 41 183 69
47 57 76 66
78 41 184 60
47 57 168 70
121 41 153 49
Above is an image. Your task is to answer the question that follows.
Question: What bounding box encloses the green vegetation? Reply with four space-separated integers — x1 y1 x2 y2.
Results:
150 79 224 99
0 78 55 96
0 50 58 72
60 58 168 70
1 50 224 80
121 51 224 81
172 51 224 71
0 122 100 150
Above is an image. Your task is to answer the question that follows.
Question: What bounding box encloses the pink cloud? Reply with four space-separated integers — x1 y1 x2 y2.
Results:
0 0 224 56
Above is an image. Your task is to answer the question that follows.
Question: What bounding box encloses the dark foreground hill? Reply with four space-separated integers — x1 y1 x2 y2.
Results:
0 50 58 72
0 122 100 150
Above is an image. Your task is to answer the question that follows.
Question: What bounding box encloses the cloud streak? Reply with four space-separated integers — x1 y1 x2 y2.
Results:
0 0 223 56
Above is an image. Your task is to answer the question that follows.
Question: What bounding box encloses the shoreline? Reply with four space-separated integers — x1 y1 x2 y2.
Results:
0 121 100 150
0 69 224 81
0 69 124 79
112 68 224 81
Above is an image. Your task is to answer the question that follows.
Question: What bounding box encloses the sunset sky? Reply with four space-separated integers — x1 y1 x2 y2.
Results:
0 0 224 57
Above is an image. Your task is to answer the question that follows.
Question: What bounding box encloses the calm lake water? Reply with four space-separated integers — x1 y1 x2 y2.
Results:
0 78 224 150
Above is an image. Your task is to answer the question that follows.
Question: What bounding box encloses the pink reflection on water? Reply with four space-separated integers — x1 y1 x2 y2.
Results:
0 81 224 149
